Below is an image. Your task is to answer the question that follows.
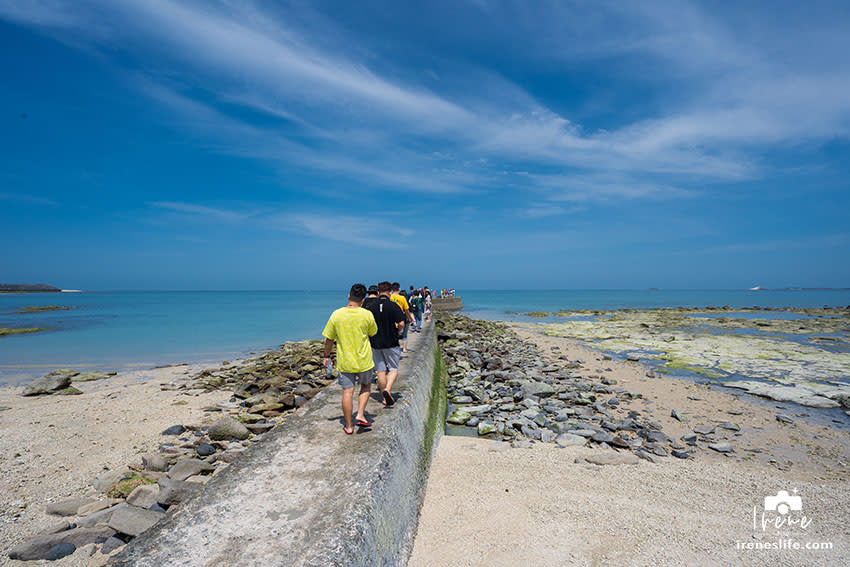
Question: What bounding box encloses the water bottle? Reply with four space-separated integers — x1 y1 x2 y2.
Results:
325 359 334 377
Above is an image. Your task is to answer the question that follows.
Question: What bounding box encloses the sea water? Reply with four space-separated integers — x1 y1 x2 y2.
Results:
2 289 849 385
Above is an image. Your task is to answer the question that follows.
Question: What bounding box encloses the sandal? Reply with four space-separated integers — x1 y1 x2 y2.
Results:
343 426 354 435
355 419 372 427
382 390 395 407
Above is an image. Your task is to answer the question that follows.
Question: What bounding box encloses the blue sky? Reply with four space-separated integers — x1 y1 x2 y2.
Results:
1 0 848 290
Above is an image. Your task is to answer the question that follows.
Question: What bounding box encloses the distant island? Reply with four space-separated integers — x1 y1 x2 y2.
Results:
0 283 61 293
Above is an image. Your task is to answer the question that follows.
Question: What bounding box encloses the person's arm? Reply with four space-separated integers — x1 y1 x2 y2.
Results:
323 338 334 367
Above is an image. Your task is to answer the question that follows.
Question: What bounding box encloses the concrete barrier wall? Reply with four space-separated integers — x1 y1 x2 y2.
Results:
432 297 462 312
110 322 446 567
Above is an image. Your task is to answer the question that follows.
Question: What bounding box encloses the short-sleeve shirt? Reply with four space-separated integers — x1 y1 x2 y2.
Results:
365 296 405 349
390 293 409 312
322 307 378 373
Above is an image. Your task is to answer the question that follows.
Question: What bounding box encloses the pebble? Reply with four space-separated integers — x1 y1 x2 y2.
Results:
776 414 794 424
708 442 734 454
161 424 186 436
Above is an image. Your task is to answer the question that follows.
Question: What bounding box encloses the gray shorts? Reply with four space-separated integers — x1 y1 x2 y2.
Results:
373 347 401 373
338 370 373 389
400 323 409 340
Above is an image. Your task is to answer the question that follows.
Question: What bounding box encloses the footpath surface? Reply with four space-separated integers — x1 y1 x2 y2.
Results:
110 322 440 567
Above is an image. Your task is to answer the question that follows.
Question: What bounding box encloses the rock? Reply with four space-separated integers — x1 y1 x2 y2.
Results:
570 429 597 438
244 422 274 434
719 422 741 431
583 453 640 466
76 504 127 529
108 506 165 537
646 430 670 444
44 542 77 560
208 417 250 441
477 421 496 436
464 404 493 415
56 386 83 395
520 380 555 398
466 416 480 427
73 371 116 382
681 433 698 442
724 381 840 409
671 450 692 459
708 442 734 454
157 478 201 506
635 451 657 463
77 499 122 517
670 409 688 422
107 475 156 499
36 520 72 536
626 353 641 362
451 395 473 404
610 436 630 449
100 536 126 555
776 414 794 424
591 432 614 444
540 430 555 443
141 454 169 472
196 442 216 456
46 497 96 517
446 408 472 425
693 424 715 435
126 484 160 509
8 527 115 561
21 370 76 396
168 458 213 481
161 424 186 436
555 433 587 447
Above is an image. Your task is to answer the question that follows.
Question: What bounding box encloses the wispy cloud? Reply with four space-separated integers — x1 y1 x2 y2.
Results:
150 201 256 223
278 213 411 249
0 192 57 206
3 0 850 207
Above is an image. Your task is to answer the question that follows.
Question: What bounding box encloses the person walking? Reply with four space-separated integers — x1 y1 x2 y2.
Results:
390 282 412 353
424 290 432 323
364 281 405 406
322 283 378 435
410 290 424 331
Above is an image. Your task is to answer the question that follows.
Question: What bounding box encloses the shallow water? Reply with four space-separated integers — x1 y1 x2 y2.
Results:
2 289 849 385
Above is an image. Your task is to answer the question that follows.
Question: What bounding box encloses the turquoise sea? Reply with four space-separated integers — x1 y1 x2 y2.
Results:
2 289 849 385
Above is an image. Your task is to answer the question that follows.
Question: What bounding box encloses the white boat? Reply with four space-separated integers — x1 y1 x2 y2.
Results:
748 286 763 291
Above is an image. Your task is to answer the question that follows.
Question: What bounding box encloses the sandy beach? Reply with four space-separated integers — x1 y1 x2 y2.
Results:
0 363 225 565
410 322 850 566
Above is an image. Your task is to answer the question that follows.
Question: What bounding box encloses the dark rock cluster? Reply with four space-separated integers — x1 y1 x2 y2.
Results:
438 314 697 461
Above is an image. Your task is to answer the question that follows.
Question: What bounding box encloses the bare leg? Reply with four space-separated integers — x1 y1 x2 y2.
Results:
376 371 388 404
402 339 408 353
384 369 399 396
341 387 354 433
355 383 371 422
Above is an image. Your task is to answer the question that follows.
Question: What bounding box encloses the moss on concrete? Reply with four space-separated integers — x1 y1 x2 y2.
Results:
423 346 448 463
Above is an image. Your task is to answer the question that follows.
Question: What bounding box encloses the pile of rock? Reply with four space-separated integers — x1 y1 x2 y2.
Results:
9 340 333 561
438 314 725 462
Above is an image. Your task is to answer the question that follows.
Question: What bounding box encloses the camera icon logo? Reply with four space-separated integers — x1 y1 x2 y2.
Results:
764 490 802 515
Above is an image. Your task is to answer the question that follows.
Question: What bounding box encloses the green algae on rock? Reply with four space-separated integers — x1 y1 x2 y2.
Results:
15 305 71 313
0 327 48 337
538 307 850 409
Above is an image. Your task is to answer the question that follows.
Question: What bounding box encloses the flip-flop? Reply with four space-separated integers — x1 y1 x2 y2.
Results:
343 426 353 435
355 419 372 427
382 390 395 407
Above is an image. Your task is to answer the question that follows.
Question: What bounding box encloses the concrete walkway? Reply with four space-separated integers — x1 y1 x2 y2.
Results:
111 322 441 567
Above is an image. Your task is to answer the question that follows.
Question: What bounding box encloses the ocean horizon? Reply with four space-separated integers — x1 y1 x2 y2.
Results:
2 288 849 385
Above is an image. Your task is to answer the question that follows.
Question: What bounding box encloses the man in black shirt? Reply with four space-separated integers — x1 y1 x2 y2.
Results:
363 285 379 309
365 281 405 406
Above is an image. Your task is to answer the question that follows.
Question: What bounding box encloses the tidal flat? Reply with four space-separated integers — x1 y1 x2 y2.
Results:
534 307 850 410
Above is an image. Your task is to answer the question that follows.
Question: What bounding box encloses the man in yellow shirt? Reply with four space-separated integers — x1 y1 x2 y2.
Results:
390 282 413 354
323 283 378 435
